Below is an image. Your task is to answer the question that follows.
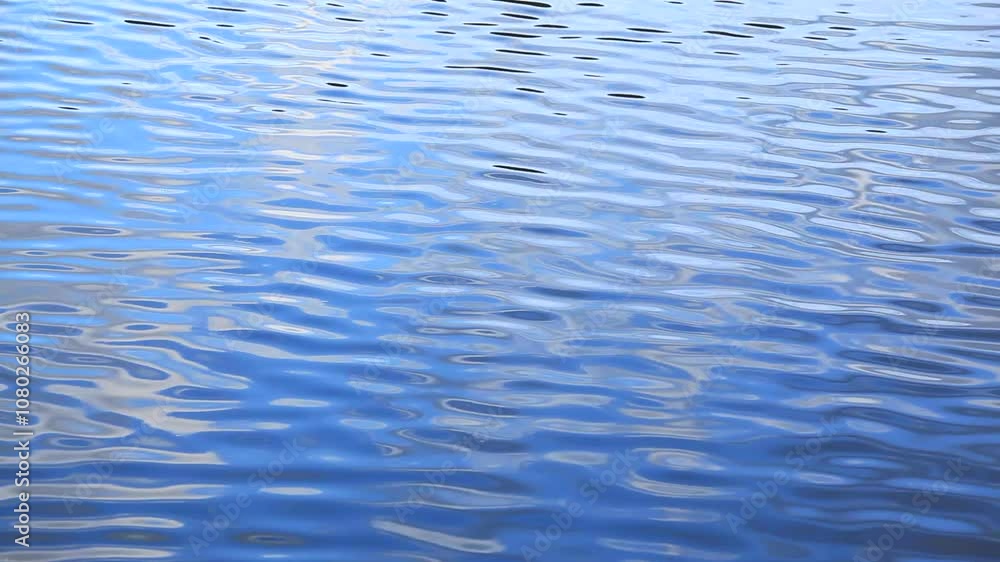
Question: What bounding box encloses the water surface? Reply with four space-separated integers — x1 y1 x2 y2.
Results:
1 0 998 561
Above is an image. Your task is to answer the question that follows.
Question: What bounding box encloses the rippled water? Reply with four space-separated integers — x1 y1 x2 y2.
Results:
2 0 999 560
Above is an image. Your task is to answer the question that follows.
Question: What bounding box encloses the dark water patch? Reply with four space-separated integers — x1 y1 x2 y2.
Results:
123 19 175 28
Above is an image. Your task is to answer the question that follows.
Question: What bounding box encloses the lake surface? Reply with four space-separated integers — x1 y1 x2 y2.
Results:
1 0 998 560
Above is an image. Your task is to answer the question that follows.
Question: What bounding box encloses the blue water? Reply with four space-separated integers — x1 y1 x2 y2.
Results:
1 0 999 560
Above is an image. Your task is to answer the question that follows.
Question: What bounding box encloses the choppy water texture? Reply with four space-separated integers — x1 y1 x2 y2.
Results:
1 0 999 560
